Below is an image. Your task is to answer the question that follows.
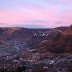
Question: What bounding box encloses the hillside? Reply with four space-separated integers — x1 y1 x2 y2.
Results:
0 25 72 72
34 25 72 53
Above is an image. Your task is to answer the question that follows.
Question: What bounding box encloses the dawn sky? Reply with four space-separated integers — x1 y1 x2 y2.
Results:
0 0 72 28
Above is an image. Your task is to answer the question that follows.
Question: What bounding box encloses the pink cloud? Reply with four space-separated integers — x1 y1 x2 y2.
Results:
0 7 72 27
59 11 72 25
0 8 58 25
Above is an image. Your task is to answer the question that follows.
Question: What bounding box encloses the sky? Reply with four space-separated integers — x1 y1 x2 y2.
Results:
0 0 72 28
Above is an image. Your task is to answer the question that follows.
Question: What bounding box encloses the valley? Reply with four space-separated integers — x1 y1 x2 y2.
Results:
0 25 72 72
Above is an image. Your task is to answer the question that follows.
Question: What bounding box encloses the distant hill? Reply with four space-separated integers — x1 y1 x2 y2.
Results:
0 25 72 72
34 25 72 53
0 25 71 57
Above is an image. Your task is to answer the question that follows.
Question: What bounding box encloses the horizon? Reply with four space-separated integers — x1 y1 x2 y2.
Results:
0 25 70 29
0 0 72 28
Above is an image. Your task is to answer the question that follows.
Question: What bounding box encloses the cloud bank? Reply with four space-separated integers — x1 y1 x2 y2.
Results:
0 0 72 28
